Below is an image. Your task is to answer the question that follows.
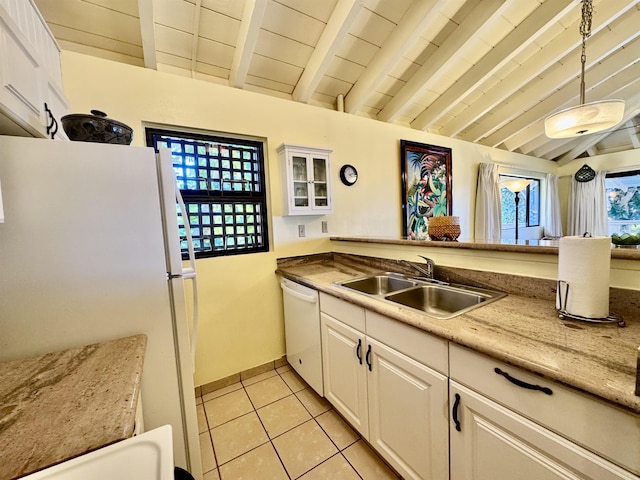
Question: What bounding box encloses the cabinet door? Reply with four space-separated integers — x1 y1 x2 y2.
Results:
450 382 638 480
310 154 331 212
367 337 449 480
320 312 368 437
290 153 311 209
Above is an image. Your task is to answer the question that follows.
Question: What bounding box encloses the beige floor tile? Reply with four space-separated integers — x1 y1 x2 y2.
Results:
257 394 312 438
279 369 308 393
210 412 269 465
196 395 203 405
204 388 253 427
245 375 292 408
272 420 338 479
202 382 243 402
316 410 359 450
342 440 400 479
241 369 277 387
199 431 217 474
298 453 361 480
276 364 291 375
197 403 208 433
295 388 331 417
218 442 288 480
203 468 220 480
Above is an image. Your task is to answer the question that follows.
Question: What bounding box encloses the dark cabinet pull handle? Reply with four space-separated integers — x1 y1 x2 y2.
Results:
356 338 362 365
44 103 58 139
452 393 461 431
494 368 553 395
365 344 372 371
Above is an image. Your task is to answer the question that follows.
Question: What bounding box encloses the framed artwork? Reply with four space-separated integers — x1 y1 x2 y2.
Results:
400 140 452 239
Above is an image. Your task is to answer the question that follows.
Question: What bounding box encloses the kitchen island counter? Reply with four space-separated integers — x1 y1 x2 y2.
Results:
276 253 640 414
0 334 146 480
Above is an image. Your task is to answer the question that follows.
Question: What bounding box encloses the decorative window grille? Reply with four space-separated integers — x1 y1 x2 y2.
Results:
146 128 269 258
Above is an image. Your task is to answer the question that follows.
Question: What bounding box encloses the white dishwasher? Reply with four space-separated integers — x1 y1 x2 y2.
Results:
281 278 323 396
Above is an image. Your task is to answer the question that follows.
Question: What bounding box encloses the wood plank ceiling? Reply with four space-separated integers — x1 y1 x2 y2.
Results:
33 0 640 165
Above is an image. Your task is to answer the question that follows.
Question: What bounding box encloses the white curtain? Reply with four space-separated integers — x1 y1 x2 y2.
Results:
544 173 562 237
474 163 502 241
567 170 608 236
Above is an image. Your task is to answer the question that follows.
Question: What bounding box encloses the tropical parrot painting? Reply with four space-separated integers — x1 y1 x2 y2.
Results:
400 141 452 239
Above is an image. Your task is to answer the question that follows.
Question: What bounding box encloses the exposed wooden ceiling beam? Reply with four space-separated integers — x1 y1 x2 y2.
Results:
377 0 508 123
472 25 640 150
229 0 267 89
190 0 202 75
292 0 364 103
627 120 640 148
438 0 633 139
343 0 453 114
411 0 575 131
137 0 157 69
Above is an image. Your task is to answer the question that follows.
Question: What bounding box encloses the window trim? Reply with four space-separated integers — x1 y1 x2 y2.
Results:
145 126 270 259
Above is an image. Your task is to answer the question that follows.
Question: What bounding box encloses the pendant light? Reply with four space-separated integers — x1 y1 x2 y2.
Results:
544 0 624 139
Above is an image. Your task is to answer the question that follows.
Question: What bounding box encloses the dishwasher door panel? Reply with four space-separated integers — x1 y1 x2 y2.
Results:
281 279 323 396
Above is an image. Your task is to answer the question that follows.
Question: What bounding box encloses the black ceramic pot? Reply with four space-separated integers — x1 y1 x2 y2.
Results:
61 110 133 145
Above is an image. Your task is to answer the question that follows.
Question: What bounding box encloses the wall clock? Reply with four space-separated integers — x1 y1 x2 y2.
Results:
339 164 358 186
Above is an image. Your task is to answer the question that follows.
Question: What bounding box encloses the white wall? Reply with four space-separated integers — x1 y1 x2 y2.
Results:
59 51 630 386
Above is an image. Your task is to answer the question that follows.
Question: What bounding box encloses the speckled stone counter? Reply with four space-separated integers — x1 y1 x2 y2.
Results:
276 253 640 414
330 235 640 260
0 334 146 480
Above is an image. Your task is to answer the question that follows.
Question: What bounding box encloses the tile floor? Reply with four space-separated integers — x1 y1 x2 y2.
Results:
196 364 401 480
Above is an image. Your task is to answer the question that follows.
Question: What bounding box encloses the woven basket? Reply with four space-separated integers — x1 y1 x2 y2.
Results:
428 224 461 240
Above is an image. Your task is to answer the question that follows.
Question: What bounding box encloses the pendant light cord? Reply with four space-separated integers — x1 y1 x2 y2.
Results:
579 0 593 105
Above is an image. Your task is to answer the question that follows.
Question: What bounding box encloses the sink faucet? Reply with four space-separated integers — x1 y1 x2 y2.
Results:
397 255 435 279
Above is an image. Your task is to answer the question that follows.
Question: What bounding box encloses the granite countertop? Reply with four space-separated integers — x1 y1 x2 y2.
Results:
330 235 640 260
276 254 640 414
0 334 147 480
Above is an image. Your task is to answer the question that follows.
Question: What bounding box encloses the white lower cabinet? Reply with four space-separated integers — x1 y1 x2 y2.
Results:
450 381 637 480
367 336 449 480
320 293 449 480
449 344 640 480
315 292 640 480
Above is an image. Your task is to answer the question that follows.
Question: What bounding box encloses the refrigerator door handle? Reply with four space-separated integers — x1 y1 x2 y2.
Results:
175 186 199 365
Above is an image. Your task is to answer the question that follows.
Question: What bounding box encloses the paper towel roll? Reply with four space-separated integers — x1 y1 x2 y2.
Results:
556 236 611 318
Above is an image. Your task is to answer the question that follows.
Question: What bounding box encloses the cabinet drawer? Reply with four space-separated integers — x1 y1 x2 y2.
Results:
319 292 365 331
449 343 640 475
366 310 448 375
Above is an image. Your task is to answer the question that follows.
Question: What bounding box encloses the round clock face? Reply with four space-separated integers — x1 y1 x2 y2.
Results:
340 165 358 186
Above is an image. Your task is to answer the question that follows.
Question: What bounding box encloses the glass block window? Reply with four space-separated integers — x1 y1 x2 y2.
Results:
146 128 269 258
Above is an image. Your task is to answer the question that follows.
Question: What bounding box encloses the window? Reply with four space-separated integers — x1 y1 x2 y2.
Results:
606 170 640 235
146 128 269 258
500 175 540 237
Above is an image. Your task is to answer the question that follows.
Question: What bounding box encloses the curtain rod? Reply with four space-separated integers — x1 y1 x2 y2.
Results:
495 163 550 177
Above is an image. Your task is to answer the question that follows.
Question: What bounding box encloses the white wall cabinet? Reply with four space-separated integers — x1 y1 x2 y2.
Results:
278 144 332 215
319 293 449 480
0 0 69 139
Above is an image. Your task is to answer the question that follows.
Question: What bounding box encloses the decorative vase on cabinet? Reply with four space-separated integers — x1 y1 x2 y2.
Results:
278 144 332 215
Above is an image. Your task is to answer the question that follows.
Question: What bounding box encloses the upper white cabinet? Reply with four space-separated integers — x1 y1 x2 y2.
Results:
278 144 332 215
0 0 69 139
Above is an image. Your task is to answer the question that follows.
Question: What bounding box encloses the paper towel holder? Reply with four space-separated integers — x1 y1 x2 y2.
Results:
556 280 625 327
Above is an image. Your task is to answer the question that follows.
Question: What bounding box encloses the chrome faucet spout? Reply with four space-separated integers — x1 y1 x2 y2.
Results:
397 256 435 279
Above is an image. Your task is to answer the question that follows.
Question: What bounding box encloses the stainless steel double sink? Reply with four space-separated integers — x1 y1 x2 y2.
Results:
333 272 506 319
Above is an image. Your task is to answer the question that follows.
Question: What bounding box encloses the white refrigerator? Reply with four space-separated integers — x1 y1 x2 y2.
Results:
0 135 202 478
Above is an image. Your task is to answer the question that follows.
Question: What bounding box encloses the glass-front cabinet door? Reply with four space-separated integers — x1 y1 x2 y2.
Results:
278 144 333 215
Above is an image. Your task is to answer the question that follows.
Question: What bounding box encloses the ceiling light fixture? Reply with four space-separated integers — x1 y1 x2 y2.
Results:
544 0 624 139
